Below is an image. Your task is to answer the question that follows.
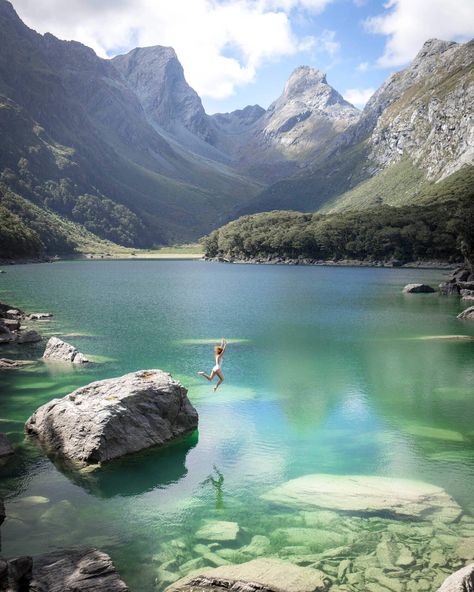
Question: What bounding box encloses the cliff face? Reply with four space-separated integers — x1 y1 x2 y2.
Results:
112 46 214 144
368 39 474 180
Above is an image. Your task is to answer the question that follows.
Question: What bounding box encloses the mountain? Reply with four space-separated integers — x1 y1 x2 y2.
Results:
115 49 360 183
0 0 260 249
0 0 472 257
244 38 473 215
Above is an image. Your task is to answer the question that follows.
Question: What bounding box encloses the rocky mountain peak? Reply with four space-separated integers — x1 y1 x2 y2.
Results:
112 45 213 142
283 66 328 96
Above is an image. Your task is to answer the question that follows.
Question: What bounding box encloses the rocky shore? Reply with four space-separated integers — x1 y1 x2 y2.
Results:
204 256 459 269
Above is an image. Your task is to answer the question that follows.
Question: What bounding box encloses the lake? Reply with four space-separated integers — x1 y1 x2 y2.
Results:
1 260 473 591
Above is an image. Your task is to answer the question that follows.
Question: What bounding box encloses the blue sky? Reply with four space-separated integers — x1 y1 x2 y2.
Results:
12 0 474 112
204 0 391 113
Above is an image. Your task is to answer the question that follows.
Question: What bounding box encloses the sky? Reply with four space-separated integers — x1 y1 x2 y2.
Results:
11 0 474 113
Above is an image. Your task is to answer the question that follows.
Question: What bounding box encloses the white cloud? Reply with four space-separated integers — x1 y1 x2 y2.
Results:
365 0 474 68
344 87 375 107
356 61 369 72
11 0 336 100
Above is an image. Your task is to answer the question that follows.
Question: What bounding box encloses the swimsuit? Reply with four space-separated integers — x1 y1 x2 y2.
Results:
212 356 222 373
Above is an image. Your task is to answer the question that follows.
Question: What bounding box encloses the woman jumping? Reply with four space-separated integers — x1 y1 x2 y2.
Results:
198 338 227 391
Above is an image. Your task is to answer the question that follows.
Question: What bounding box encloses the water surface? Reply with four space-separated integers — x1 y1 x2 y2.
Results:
0 261 473 590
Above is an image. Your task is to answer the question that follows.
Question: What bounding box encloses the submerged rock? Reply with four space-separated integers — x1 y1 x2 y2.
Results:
166 558 327 592
195 521 240 543
42 336 89 363
437 563 474 592
458 306 474 320
17 330 42 344
0 358 35 370
261 474 462 522
403 283 436 293
30 548 128 591
25 370 198 466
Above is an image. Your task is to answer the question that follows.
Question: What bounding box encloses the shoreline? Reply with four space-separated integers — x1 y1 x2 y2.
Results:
203 256 460 270
0 254 461 270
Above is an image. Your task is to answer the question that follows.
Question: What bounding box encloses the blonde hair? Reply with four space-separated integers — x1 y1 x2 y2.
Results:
214 346 223 355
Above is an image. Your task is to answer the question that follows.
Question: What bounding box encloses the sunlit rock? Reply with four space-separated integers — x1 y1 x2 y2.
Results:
195 520 240 543
25 370 198 466
166 558 327 592
261 474 462 522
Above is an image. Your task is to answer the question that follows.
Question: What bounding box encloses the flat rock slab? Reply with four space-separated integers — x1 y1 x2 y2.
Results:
166 558 327 592
0 358 35 370
30 548 128 591
42 336 89 363
458 306 474 320
261 474 462 522
403 283 435 293
437 563 474 592
195 521 240 542
25 369 198 466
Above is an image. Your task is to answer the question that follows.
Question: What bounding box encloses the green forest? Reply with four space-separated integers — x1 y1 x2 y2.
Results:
203 193 474 267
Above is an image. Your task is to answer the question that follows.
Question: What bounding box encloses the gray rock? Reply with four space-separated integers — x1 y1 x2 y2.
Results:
462 295 474 303
403 283 435 293
30 548 128 591
458 306 474 320
0 323 16 343
437 564 474 592
439 282 460 296
195 521 240 543
25 370 198 466
0 555 33 591
5 309 21 319
42 336 88 363
0 358 35 370
17 330 42 344
28 313 53 320
166 558 327 592
3 318 20 330
261 474 462 522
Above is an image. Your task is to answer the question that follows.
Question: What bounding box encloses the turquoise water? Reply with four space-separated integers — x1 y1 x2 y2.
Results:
1 260 474 590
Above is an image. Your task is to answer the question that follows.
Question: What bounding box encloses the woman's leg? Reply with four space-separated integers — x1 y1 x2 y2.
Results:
213 370 224 391
198 370 215 382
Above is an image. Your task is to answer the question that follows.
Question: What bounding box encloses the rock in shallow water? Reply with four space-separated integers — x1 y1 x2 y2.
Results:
261 474 462 522
403 283 436 293
42 336 89 363
458 306 474 320
25 370 198 466
195 521 241 543
166 558 327 592
30 548 128 591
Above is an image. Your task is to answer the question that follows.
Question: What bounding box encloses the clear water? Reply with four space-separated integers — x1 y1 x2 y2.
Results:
1 261 473 591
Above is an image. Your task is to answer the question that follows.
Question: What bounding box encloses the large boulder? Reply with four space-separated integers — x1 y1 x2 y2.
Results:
437 564 474 592
458 306 474 320
261 474 462 523
403 283 435 293
28 549 128 591
42 336 89 363
166 558 327 592
25 370 199 466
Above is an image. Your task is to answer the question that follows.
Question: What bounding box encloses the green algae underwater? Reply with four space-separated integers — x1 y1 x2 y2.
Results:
0 260 473 591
